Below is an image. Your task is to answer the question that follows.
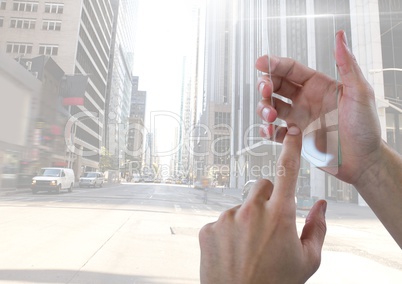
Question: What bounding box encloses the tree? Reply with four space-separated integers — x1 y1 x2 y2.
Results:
99 147 113 172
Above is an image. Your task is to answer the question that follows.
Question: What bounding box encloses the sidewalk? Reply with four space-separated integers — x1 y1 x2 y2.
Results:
0 182 122 197
0 187 31 196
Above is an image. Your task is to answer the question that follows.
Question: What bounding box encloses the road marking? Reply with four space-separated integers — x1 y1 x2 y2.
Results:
174 204 182 212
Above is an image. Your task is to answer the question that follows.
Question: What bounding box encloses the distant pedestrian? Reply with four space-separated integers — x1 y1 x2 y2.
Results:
203 186 209 204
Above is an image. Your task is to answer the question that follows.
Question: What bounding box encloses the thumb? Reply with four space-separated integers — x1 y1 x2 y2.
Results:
335 30 366 88
300 200 327 271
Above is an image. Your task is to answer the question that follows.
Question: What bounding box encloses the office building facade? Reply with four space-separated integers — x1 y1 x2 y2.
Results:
0 0 114 177
196 0 232 186
126 76 147 178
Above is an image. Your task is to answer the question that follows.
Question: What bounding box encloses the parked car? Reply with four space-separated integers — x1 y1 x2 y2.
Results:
79 172 104 188
164 178 173 184
241 180 257 202
31 167 75 194
144 176 154 183
131 174 142 183
193 180 203 189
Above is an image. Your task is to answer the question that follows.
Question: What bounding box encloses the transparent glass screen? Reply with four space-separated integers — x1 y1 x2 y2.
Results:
263 14 340 170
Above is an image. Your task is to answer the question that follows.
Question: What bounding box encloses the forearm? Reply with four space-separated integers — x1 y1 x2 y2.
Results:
354 141 402 248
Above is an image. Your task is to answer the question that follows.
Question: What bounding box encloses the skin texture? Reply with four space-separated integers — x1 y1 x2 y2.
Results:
199 127 327 284
198 29 402 284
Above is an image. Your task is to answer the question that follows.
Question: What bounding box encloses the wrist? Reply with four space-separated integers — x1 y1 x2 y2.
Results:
353 140 387 190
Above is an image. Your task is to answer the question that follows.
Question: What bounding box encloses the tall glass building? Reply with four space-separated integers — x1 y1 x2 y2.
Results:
202 0 400 205
105 0 137 175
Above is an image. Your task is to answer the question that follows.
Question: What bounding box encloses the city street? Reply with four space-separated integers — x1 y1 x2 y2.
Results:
0 183 400 283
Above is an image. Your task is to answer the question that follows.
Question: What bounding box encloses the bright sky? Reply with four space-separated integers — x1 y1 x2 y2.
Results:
133 0 196 160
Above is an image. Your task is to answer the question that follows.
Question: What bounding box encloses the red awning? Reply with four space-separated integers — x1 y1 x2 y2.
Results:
51 125 62 135
52 161 68 167
63 97 84 106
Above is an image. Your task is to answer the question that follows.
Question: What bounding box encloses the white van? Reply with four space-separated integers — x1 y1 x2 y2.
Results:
79 172 104 188
31 167 75 194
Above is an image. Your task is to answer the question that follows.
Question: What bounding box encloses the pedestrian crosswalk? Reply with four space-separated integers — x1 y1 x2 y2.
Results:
172 202 223 216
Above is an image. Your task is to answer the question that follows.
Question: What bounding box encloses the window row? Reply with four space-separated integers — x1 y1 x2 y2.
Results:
0 1 64 13
44 3 64 14
214 112 231 126
10 18 36 29
4 18 62 30
6 42 59 55
12 1 38 12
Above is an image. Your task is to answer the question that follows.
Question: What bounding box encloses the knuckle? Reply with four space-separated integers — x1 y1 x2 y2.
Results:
199 223 214 245
218 207 237 223
237 202 256 222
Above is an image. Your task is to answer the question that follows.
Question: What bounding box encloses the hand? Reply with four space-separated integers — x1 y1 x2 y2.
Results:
256 30 382 185
199 127 327 284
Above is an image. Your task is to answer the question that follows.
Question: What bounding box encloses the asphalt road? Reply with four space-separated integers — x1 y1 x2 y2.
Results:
0 183 400 283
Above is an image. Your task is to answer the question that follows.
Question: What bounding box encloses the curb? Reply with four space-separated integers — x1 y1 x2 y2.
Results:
0 188 31 196
0 182 123 197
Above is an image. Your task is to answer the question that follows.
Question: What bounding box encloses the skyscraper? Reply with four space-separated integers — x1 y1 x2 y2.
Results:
0 0 114 176
196 0 232 185
105 0 137 176
126 76 147 177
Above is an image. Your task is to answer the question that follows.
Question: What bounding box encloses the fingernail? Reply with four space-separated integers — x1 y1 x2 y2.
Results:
262 108 270 121
341 31 351 54
259 82 265 93
342 31 349 47
321 201 327 216
287 126 301 135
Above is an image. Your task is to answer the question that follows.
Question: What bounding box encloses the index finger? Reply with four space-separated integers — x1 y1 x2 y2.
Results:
256 55 316 87
271 125 303 202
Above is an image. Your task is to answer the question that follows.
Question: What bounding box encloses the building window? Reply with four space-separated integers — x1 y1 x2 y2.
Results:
6 42 33 54
214 112 231 126
44 2 64 14
42 20 61 31
0 0 6 10
0 17 3 27
10 18 36 29
13 1 38 12
39 44 58 55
